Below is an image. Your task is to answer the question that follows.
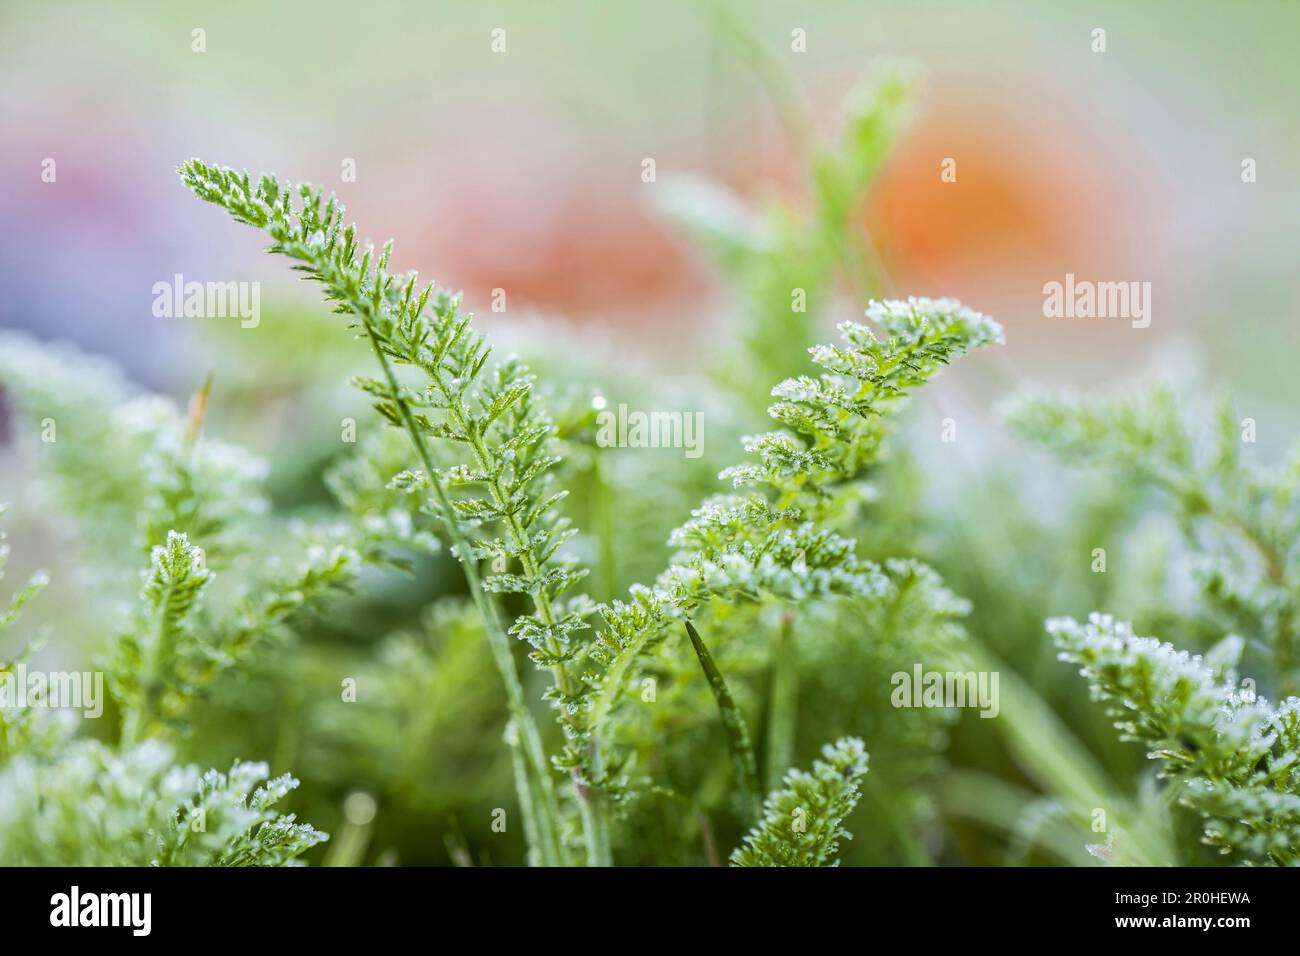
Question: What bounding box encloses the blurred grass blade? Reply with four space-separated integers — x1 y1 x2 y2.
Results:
685 619 763 820
764 608 798 792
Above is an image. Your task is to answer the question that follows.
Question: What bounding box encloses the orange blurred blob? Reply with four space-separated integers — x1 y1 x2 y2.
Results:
869 107 1122 300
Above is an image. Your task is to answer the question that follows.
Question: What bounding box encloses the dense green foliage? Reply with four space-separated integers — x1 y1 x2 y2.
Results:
1051 614 1300 865
173 143 1002 867
0 35 1295 868
1009 385 1300 865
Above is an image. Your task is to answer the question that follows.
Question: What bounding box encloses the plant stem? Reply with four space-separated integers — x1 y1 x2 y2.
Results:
321 810 374 868
124 377 216 749
122 574 180 748
505 720 543 866
764 607 798 793
1172 477 1298 694
685 618 762 821
863 781 932 866
593 450 617 601
362 329 564 866
711 1 814 150
280 219 573 865
422 355 612 865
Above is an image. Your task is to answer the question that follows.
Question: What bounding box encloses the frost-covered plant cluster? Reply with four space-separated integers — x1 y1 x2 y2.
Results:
731 736 869 866
0 312 350 866
2 34 1294 870
0 495 328 865
1008 386 1300 865
1049 614 1300 865
171 135 999 866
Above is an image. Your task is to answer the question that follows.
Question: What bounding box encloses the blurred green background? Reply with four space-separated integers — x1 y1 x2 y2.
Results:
1 1 1298 865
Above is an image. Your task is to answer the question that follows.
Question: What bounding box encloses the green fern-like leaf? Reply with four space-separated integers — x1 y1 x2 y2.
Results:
731 736 869 866
584 299 1002 773
1052 613 1300 864
179 158 598 864
111 530 213 743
